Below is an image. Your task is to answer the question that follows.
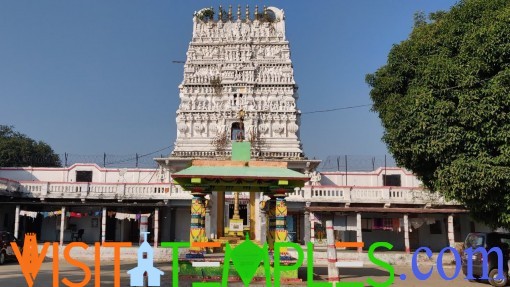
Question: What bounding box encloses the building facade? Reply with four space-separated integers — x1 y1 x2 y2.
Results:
0 6 491 253
0 164 490 252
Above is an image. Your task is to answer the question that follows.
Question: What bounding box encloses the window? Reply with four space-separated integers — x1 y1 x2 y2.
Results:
383 218 393 230
372 218 394 231
429 220 442 234
231 122 244 141
465 234 484 248
76 171 92 183
383 174 401 186
361 218 372 232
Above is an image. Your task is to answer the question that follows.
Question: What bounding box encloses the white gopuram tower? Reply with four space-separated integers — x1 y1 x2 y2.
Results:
172 5 303 159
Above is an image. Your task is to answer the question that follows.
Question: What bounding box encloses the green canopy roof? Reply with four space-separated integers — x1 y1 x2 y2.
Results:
172 165 308 181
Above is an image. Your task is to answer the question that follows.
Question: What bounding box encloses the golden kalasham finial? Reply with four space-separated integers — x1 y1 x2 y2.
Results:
237 5 241 20
246 5 250 20
219 5 223 21
228 5 232 20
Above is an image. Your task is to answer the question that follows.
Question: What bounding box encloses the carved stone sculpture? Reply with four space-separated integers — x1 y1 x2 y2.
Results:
172 6 304 159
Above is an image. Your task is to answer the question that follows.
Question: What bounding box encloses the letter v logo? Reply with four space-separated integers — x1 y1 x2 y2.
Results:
12 233 49 287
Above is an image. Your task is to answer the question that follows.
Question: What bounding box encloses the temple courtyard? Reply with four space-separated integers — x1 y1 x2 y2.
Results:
0 258 485 287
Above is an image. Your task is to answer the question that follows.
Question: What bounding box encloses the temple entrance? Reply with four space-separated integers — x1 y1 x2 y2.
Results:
171 141 311 259
227 204 247 227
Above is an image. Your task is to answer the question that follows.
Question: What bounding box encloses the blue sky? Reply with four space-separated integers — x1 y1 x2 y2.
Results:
0 0 459 163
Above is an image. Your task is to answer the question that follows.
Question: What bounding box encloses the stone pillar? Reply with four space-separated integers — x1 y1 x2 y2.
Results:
304 202 311 243
60 206 66 246
447 214 455 248
267 197 276 251
310 212 315 244
101 207 106 243
403 214 410 254
249 192 256 240
356 212 362 253
210 192 218 239
326 220 339 282
233 191 240 220
140 215 149 244
205 202 211 240
188 193 207 258
254 192 261 241
14 205 20 239
260 205 267 244
154 207 159 248
216 191 225 238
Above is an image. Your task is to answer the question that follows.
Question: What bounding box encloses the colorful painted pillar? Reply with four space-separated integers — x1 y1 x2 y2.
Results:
187 192 207 258
274 194 290 259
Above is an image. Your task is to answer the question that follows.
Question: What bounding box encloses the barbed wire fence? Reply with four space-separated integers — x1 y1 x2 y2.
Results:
7 149 399 171
59 145 173 168
317 155 398 172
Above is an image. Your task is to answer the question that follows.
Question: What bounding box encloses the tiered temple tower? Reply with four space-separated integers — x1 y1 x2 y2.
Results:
171 5 303 159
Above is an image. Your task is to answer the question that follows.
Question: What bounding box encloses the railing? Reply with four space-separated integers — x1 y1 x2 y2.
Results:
171 185 193 199
0 178 20 193
172 150 303 159
12 181 192 201
8 180 454 206
19 182 45 195
50 183 82 193
288 186 455 205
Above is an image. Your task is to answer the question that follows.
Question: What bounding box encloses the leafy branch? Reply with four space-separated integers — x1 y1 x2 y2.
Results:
249 129 266 157
195 8 215 22
211 131 228 153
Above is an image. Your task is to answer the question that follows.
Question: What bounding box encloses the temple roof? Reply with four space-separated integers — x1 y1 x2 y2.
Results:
172 165 308 181
171 158 310 192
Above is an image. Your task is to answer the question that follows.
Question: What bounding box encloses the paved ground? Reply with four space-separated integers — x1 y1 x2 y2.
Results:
0 260 494 287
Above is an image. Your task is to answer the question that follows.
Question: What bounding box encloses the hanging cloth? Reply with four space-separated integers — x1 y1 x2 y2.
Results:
410 218 424 229
392 218 400 231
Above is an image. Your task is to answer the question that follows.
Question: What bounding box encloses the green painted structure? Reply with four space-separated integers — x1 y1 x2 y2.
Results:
231 142 251 161
171 142 309 259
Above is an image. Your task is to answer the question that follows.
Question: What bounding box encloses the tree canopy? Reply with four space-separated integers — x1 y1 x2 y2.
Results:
0 125 61 167
366 0 510 228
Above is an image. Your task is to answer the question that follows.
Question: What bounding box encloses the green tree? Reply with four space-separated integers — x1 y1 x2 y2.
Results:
0 125 61 167
366 0 510 228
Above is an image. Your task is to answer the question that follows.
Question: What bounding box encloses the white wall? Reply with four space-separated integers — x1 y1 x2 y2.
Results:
40 216 59 242
363 230 406 251
0 163 163 183
320 167 421 187
174 207 191 242
416 215 448 251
